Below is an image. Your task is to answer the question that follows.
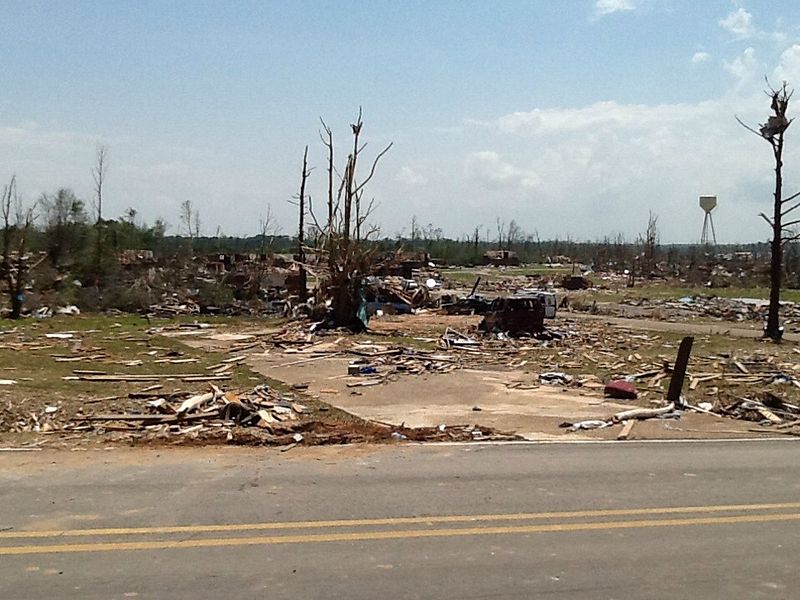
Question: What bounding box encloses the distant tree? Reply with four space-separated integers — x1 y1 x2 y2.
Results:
472 225 481 263
91 145 108 281
640 211 659 278
40 188 88 267
410 215 420 250
124 207 137 225
1 177 38 319
422 223 443 254
495 217 506 251
180 200 201 242
507 219 523 252
258 203 281 255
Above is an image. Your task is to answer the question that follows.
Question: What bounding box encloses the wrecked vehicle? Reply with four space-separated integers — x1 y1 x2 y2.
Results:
561 275 592 291
514 290 557 319
441 294 491 315
479 294 546 336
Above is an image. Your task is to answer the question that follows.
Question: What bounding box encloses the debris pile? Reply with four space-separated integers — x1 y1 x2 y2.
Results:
363 276 436 315
148 297 201 317
4 381 520 446
716 393 799 425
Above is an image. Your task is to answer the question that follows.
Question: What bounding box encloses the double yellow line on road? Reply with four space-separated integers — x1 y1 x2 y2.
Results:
3 501 799 556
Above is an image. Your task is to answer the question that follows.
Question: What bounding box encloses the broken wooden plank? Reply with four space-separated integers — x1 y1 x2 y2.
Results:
617 420 635 440
222 355 247 364
346 379 383 388
65 373 232 382
613 402 675 422
176 392 215 415
733 360 749 374
757 407 783 424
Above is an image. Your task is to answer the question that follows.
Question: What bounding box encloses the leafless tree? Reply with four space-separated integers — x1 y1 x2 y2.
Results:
737 80 797 341
306 109 392 328
410 215 420 250
1 177 38 319
293 145 311 300
495 217 506 251
320 120 335 233
92 146 107 223
421 223 443 254
507 219 523 252
92 145 108 279
640 211 659 278
258 203 281 255
180 199 201 241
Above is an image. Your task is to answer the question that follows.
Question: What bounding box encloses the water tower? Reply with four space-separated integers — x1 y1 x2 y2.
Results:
699 195 717 245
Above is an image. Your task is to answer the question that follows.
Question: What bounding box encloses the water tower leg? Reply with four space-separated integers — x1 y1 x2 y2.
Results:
701 214 709 244
709 215 717 245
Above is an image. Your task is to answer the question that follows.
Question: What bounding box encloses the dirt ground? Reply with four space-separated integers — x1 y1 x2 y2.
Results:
245 354 761 440
176 311 789 442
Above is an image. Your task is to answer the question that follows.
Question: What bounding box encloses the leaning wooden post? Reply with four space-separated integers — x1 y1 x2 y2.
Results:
666 336 694 406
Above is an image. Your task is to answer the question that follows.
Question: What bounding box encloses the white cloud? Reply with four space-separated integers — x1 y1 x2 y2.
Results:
691 51 711 64
594 0 635 16
724 47 759 82
464 151 540 190
773 44 800 84
494 100 718 136
395 166 427 185
452 92 782 243
0 122 101 151
720 7 755 39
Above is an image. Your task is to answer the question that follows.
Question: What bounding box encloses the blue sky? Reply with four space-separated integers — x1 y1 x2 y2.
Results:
2 1 800 242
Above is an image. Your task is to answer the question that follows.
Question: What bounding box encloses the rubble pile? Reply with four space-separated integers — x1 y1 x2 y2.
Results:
716 393 800 426
363 276 437 315
443 275 549 294
3 382 519 445
147 296 201 317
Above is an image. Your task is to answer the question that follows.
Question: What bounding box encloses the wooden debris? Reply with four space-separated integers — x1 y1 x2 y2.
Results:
177 392 215 415
65 373 232 382
614 402 675 422
617 420 635 440
733 360 749 374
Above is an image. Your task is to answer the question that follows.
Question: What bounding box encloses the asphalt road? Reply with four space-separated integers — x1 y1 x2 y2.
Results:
2 439 800 599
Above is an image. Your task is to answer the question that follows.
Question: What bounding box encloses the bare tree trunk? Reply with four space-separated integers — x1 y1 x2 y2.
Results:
297 146 309 301
92 146 107 285
767 134 784 340
323 123 334 232
9 291 22 319
737 82 795 342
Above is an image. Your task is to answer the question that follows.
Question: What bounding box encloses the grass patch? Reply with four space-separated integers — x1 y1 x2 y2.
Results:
0 312 367 445
0 314 286 404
